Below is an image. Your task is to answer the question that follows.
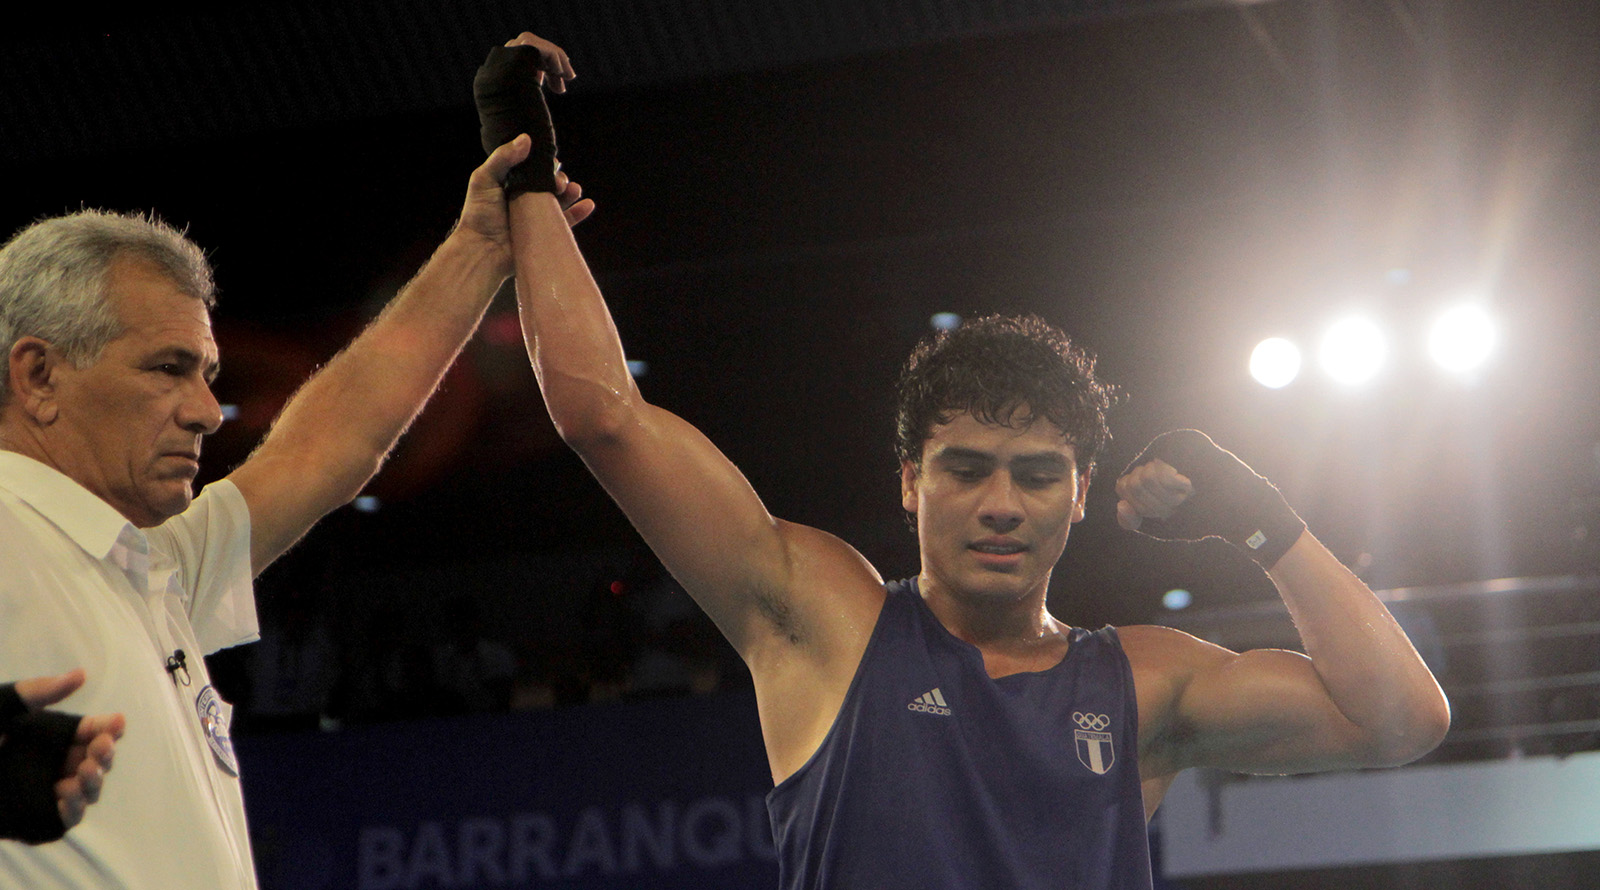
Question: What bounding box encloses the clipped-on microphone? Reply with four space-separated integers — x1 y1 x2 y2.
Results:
165 649 190 686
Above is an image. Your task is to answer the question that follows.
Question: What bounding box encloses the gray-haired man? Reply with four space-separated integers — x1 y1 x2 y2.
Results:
0 52 592 886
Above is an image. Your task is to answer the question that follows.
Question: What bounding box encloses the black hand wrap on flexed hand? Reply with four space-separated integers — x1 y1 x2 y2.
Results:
1123 429 1306 569
473 45 559 197
0 683 78 844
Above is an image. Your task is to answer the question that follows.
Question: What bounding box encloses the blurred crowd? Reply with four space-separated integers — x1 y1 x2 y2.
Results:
209 548 745 735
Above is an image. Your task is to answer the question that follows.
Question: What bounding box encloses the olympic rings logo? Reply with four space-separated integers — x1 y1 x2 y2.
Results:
1073 711 1110 731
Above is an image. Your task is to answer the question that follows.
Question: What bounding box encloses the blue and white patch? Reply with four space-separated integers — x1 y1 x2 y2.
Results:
195 684 239 776
1073 711 1115 775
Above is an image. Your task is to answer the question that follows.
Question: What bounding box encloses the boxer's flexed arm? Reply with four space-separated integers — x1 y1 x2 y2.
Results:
1117 432 1450 785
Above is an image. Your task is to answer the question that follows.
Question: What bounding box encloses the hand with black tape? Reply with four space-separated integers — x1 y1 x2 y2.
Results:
1116 429 1306 569
0 670 125 844
473 32 576 197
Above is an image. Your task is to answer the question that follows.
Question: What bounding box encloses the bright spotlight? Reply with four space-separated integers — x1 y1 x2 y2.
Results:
1428 305 1496 372
352 496 381 513
1249 337 1301 389
930 312 962 331
1319 316 1386 385
626 359 649 378
1162 589 1193 610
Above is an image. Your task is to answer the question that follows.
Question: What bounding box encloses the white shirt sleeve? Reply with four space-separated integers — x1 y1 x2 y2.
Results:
146 479 260 654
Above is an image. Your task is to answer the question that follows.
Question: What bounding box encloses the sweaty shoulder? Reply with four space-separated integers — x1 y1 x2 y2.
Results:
1118 623 1234 784
1117 623 1230 671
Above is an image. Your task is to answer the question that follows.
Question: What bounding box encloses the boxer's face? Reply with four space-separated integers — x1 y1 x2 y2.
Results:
902 410 1087 606
44 255 223 527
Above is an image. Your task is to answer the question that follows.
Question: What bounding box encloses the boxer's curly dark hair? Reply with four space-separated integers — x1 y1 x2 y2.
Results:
895 314 1118 481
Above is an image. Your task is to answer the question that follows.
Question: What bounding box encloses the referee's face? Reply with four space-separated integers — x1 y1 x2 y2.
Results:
46 255 224 527
901 410 1087 607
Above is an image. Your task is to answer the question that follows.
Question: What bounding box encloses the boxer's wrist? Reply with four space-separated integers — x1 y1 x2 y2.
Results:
0 708 78 843
1123 429 1306 568
0 683 25 727
473 45 559 196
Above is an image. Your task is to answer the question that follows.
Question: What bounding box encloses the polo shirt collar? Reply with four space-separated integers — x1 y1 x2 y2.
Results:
0 449 142 562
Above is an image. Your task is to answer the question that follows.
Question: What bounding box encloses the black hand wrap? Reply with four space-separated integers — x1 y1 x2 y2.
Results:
0 683 78 844
473 45 560 197
1123 429 1306 569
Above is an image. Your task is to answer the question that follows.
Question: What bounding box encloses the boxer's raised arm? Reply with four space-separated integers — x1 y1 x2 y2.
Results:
507 191 882 660
485 34 881 661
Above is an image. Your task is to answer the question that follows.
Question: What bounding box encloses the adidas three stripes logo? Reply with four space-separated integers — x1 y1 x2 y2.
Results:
907 688 952 716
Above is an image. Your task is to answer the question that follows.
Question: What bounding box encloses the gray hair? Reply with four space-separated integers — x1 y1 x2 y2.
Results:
0 209 215 375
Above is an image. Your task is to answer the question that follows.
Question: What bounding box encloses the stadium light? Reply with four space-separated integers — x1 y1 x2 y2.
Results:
1249 337 1302 389
1427 304 1496 373
1319 316 1387 385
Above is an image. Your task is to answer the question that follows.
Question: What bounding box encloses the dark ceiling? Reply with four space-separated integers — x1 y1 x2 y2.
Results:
7 0 1600 635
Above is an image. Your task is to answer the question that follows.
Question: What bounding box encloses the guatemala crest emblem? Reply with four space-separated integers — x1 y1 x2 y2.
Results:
1073 711 1115 775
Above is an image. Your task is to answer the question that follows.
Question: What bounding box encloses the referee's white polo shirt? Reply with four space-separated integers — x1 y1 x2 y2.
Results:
0 450 260 890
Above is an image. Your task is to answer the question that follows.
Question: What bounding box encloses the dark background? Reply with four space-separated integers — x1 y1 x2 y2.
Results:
6 0 1599 699
9 2 1600 886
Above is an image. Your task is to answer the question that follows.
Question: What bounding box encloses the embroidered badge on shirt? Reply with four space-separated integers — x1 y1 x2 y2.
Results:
1073 711 1115 775
195 684 240 776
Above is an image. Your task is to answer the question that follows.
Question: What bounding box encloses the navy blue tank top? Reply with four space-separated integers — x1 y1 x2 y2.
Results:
766 578 1152 889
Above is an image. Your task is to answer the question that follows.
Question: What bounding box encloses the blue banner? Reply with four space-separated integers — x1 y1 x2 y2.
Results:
238 693 777 889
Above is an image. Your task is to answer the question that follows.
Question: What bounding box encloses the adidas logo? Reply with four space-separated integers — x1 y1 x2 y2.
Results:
907 688 952 717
